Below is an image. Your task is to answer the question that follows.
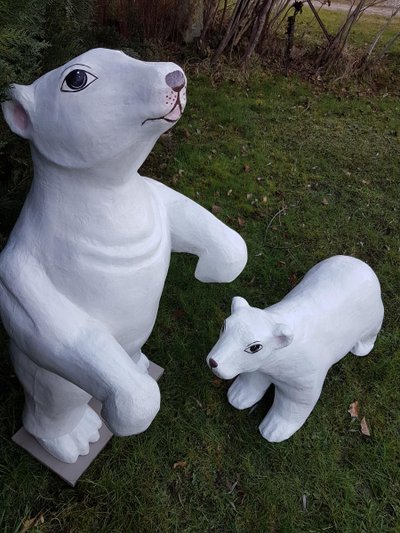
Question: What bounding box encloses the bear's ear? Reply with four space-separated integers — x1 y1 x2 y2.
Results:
231 296 250 313
272 323 294 349
1 84 34 139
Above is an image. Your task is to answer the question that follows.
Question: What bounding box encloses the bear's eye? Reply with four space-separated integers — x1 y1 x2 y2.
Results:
244 343 263 354
61 70 98 93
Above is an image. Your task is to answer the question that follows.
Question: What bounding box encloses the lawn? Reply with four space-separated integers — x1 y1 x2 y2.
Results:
1 29 400 533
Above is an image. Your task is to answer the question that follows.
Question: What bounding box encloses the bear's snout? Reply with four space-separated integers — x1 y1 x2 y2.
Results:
209 358 218 369
165 70 185 92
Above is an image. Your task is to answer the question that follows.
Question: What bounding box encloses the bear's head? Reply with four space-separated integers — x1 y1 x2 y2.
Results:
206 297 294 379
1 48 187 170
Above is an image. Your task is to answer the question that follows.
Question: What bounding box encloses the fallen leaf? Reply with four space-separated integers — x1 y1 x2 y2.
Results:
302 494 307 511
227 189 232 196
173 460 187 469
360 416 371 436
237 217 246 227
183 128 191 138
246 193 253 200
212 378 222 386
21 518 37 533
212 204 222 215
322 197 329 206
243 164 251 173
348 400 359 419
21 514 44 533
289 273 298 287
262 196 268 203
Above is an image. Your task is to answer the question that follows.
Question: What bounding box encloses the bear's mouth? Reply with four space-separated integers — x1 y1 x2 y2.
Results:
142 97 183 126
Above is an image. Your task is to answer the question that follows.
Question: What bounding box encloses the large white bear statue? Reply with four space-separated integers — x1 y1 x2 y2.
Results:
207 256 384 442
0 48 247 463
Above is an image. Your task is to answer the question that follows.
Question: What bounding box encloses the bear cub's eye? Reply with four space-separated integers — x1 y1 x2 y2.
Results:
61 70 98 93
244 343 263 354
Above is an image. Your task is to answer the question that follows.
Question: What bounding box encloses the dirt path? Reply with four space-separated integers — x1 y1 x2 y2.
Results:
316 1 400 17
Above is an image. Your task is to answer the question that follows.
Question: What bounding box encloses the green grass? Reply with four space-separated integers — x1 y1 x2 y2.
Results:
298 5 400 52
1 52 400 533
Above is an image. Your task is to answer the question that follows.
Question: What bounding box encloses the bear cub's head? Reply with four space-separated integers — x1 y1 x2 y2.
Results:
2 48 187 170
207 297 294 379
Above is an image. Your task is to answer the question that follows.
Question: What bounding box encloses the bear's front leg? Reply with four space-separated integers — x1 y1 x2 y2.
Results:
259 382 323 442
228 372 272 410
147 178 247 282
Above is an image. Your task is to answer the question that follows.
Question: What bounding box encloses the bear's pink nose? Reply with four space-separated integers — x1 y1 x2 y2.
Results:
165 70 185 92
209 358 218 368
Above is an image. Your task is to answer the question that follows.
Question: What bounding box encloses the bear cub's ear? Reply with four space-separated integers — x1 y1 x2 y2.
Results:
231 296 250 313
1 84 34 139
272 323 294 349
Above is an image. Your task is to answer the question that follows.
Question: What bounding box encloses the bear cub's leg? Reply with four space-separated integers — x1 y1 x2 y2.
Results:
259 384 322 442
11 342 102 463
228 372 272 410
351 331 379 357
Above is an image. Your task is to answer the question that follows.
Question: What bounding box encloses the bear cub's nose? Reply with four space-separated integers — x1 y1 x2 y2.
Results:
209 358 218 369
165 70 185 92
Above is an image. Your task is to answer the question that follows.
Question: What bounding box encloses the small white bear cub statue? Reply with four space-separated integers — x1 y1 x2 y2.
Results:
207 256 384 442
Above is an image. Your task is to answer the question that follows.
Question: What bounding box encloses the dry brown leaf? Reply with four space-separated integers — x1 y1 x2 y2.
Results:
21 518 37 533
243 164 251 173
322 197 329 206
21 514 44 533
183 128 191 138
212 204 222 215
360 416 371 436
212 378 222 387
348 400 359 418
173 460 187 469
237 217 246 227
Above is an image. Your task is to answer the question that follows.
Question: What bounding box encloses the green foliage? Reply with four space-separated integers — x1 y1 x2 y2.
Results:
0 0 97 244
0 0 49 241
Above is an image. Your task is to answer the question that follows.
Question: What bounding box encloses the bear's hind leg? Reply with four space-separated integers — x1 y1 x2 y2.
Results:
10 342 102 463
351 332 378 357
